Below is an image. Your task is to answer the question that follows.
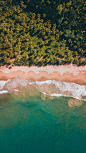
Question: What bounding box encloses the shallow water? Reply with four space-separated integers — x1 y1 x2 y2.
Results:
0 78 86 153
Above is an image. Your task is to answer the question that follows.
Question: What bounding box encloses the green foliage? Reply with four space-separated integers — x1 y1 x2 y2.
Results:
0 0 86 66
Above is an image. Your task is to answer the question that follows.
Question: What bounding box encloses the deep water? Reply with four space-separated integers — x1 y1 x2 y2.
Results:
0 93 86 153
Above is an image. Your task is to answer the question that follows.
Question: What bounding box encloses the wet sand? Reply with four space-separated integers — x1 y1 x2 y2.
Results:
0 64 86 85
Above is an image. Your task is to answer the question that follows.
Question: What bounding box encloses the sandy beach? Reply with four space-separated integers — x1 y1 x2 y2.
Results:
0 64 86 85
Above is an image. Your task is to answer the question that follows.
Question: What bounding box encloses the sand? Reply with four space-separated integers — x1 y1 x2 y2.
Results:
0 64 86 85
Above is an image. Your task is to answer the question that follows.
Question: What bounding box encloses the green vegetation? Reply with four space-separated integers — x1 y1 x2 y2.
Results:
0 0 86 66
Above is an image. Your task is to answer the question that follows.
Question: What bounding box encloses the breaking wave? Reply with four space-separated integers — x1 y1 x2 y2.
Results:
0 76 86 101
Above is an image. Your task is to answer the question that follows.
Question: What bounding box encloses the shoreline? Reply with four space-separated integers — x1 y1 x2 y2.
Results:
0 64 86 85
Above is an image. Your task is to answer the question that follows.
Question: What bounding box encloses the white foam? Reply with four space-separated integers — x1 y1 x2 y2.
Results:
82 99 86 101
14 89 19 92
42 92 46 95
0 90 8 94
52 80 86 99
6 76 28 89
51 93 62 97
35 80 86 100
0 81 7 90
0 77 86 100
28 82 35 84
36 80 52 85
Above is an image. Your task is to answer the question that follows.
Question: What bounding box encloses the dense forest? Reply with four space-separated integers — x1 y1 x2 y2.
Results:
0 0 86 66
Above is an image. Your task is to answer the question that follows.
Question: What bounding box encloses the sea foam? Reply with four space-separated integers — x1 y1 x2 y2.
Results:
0 81 7 90
0 90 8 94
0 77 86 100
35 80 86 100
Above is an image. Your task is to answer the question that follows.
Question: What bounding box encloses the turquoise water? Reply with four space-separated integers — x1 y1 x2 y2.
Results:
0 92 86 153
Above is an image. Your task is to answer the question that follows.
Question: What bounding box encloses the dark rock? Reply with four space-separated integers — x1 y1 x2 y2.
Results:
8 65 12 69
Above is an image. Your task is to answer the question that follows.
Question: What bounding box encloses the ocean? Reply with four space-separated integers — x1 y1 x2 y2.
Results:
0 76 86 153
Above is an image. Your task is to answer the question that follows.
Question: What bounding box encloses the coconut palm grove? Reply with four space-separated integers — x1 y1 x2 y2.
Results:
0 0 86 66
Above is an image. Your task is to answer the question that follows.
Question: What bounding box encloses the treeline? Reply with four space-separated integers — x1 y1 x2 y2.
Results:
0 0 86 66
